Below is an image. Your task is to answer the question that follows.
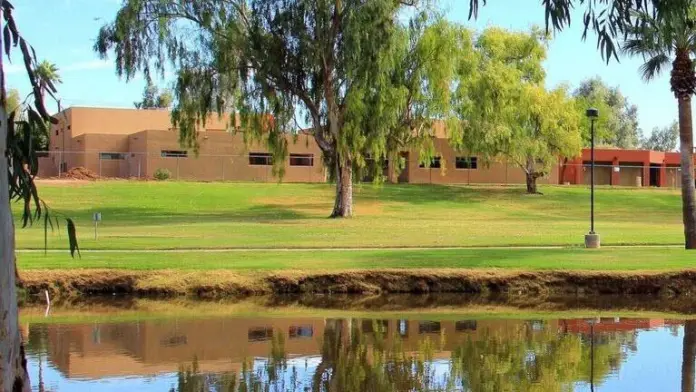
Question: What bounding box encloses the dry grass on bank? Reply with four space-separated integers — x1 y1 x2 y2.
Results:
18 268 696 300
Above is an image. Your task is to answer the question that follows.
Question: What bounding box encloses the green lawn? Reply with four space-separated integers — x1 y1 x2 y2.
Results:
15 247 696 271
12 181 684 250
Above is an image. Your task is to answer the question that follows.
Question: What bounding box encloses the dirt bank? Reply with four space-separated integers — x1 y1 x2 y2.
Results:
17 268 696 300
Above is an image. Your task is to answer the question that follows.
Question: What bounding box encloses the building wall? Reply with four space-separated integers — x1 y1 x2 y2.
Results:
138 130 325 182
406 138 559 185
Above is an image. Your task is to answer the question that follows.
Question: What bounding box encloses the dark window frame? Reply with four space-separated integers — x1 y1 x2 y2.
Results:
161 150 188 158
99 152 126 160
289 153 314 167
455 157 478 169
249 152 273 166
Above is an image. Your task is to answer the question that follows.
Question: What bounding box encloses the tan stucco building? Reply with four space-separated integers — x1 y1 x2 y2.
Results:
40 106 563 185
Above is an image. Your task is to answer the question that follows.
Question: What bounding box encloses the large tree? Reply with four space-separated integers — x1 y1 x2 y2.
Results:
95 0 462 218
622 6 696 249
573 77 640 149
134 81 173 109
641 121 679 151
452 27 580 194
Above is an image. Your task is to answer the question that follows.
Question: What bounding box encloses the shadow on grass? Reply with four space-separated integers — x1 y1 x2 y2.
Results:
14 204 316 228
354 184 529 205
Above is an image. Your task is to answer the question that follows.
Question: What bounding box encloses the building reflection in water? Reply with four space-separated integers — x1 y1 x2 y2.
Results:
23 317 679 391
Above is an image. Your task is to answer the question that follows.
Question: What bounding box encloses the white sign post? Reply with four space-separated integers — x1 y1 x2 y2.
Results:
93 212 102 240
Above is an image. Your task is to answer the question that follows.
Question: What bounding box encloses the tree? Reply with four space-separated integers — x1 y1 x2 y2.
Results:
1 3 78 390
134 81 173 109
642 121 679 151
95 0 462 218
573 77 640 149
622 7 696 249
514 86 582 194
34 60 61 101
468 1 693 61
683 321 696 392
452 28 580 194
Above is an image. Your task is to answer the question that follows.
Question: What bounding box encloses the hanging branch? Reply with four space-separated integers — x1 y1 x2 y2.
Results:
2 0 79 257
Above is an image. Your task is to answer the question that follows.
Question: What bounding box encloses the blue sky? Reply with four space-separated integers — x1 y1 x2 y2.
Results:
5 0 681 136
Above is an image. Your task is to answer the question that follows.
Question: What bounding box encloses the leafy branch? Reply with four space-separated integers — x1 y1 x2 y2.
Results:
2 0 79 257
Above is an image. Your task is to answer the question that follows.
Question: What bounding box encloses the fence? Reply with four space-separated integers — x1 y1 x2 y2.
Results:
37 150 325 183
35 150 685 188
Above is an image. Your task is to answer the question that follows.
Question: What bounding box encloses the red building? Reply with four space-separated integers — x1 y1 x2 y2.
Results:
561 148 685 188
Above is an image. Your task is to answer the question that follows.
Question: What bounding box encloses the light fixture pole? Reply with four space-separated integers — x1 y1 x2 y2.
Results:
585 108 600 249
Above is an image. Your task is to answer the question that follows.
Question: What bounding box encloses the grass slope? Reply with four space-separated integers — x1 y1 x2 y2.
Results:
13 181 685 251
16 247 696 271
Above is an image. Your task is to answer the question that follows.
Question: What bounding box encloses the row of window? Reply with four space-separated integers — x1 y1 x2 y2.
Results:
419 156 478 169
99 151 476 170
245 320 478 342
98 151 315 167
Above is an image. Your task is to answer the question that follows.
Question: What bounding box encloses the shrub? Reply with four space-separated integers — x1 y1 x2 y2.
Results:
154 168 171 181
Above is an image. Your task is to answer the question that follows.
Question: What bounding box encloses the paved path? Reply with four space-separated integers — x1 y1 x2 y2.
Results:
14 244 684 253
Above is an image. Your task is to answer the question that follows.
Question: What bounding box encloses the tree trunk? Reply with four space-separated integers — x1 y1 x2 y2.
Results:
678 95 696 249
683 320 696 392
525 172 537 194
0 106 30 391
330 158 353 218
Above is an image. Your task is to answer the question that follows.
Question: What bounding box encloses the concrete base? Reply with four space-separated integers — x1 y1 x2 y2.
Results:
584 233 601 249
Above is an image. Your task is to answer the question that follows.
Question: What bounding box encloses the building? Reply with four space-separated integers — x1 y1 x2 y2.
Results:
43 107 325 182
560 148 685 188
39 106 686 187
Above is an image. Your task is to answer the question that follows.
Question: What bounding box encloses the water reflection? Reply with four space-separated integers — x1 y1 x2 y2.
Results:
21 316 694 391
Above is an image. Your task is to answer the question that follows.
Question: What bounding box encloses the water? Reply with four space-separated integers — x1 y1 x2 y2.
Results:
21 307 696 391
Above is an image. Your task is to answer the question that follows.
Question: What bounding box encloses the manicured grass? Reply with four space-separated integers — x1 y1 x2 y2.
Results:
15 247 696 271
12 181 685 250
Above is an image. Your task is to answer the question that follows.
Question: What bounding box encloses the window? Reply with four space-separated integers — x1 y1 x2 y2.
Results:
455 157 478 169
161 150 188 158
398 320 409 337
289 153 314 166
55 129 59 136
361 319 389 334
249 153 273 166
418 321 441 334
455 320 477 332
289 325 314 339
160 335 187 347
99 152 126 160
248 327 274 342
419 157 441 168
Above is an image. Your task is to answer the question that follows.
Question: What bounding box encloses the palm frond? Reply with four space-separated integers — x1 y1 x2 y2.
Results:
638 53 671 81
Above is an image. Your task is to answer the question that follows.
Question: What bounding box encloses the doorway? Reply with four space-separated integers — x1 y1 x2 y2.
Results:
650 164 661 187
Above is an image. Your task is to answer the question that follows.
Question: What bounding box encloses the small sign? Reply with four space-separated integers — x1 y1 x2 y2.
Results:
93 212 102 222
613 167 620 173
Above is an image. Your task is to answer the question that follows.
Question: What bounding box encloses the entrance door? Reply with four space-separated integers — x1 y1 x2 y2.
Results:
650 164 660 187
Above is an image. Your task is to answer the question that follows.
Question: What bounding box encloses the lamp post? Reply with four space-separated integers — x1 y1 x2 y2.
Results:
585 108 600 249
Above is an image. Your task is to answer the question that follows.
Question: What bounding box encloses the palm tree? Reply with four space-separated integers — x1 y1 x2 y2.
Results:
623 8 696 248
34 60 62 100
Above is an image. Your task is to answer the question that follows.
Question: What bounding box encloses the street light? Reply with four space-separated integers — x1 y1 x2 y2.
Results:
585 108 600 249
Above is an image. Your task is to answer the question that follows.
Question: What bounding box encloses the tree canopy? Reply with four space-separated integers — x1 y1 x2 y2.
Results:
573 77 640 149
641 121 679 151
134 81 173 109
96 0 465 217
451 27 581 194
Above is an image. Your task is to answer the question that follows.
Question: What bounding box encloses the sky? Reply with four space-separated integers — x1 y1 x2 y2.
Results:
5 0 683 136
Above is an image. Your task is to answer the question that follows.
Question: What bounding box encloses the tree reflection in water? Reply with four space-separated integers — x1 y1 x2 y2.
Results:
171 319 637 392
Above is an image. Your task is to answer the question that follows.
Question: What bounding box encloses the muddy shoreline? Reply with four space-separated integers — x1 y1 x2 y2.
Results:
18 268 696 303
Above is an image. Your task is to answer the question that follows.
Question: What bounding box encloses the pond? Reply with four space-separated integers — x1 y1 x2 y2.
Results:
20 301 696 391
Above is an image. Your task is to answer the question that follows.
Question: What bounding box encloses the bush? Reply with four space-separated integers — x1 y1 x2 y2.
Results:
154 168 171 181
